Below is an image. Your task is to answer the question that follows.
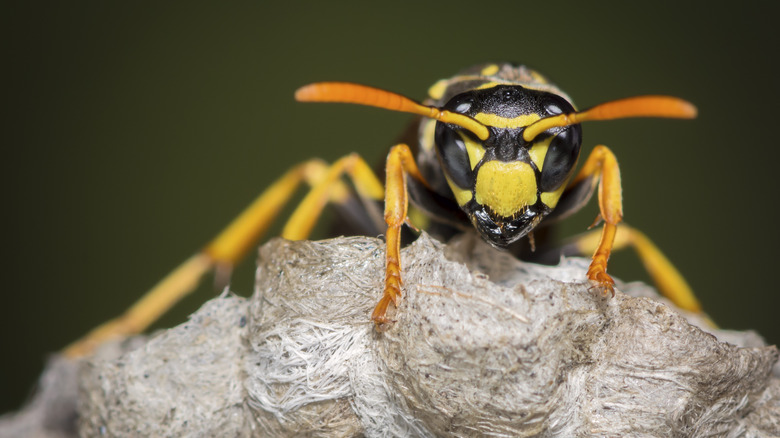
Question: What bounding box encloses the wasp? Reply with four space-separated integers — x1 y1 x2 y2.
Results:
65 63 700 355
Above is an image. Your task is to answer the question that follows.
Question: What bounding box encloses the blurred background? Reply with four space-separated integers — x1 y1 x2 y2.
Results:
3 2 778 413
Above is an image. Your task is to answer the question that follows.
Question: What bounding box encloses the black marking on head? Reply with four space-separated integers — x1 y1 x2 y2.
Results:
539 125 582 192
434 122 473 189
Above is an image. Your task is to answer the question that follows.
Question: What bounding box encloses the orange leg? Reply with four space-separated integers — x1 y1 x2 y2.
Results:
569 224 702 314
63 159 362 357
371 144 429 327
65 145 425 355
280 153 383 240
568 145 623 294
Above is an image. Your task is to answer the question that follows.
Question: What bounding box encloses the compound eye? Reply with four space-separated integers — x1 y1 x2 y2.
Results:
539 125 582 192
445 93 475 115
435 122 473 189
545 100 564 116
543 92 574 115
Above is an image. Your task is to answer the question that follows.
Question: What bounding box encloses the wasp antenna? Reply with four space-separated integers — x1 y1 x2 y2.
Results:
523 95 697 142
295 82 490 140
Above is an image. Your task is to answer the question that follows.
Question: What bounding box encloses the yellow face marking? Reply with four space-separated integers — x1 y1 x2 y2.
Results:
444 173 473 206
427 79 448 100
421 119 436 151
480 64 500 76
458 132 485 170
540 182 566 209
527 136 553 170
474 112 541 129
475 161 537 217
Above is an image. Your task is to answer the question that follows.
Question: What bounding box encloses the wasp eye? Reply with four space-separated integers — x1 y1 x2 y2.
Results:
543 94 571 116
434 123 473 189
539 125 582 192
446 93 475 115
545 102 563 116
455 100 472 114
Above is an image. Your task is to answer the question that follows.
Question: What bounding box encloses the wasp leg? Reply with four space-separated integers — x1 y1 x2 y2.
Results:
279 153 384 241
568 145 623 295
564 224 702 314
269 148 427 328
63 160 355 357
371 144 429 328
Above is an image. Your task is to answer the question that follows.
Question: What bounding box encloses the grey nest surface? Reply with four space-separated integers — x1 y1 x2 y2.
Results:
3 233 779 437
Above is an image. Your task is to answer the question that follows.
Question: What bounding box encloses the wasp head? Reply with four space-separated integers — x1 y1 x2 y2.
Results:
434 85 582 248
294 74 696 248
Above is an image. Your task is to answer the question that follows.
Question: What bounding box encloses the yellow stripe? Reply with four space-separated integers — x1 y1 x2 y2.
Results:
474 112 541 129
444 173 473 206
476 81 500 90
421 119 436 151
480 64 500 76
427 79 448 100
540 183 566 209
528 137 552 170
459 132 485 170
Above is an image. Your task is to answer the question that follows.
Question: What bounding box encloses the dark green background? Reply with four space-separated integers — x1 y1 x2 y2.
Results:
3 2 778 413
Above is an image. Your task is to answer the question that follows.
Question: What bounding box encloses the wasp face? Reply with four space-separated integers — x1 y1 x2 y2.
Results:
434 85 583 248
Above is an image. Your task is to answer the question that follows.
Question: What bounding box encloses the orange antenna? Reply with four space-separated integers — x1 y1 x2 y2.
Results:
295 82 490 140
523 95 697 142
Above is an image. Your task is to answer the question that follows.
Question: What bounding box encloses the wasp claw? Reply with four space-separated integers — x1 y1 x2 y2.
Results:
371 293 400 329
372 316 397 332
587 269 615 297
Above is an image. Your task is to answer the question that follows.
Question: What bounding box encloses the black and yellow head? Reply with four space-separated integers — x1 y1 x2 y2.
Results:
434 84 582 247
295 64 696 248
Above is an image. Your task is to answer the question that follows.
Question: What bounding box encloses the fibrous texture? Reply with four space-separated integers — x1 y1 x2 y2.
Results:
3 234 777 437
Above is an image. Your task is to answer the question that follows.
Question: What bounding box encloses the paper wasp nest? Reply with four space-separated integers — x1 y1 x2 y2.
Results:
4 234 778 437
